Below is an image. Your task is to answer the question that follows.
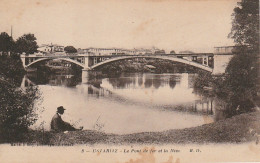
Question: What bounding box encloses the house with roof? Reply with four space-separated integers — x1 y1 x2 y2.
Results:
37 43 65 54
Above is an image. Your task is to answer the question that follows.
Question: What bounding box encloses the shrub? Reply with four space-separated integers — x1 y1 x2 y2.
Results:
0 77 41 142
218 53 257 116
193 71 213 89
194 52 257 117
0 53 25 85
0 54 42 142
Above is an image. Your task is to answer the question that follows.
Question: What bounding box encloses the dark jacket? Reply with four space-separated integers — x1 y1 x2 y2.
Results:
50 113 76 132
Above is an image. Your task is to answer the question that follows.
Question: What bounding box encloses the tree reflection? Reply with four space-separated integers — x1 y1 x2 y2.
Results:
108 77 135 89
138 76 143 87
26 72 81 87
153 78 161 89
169 80 177 89
144 78 153 88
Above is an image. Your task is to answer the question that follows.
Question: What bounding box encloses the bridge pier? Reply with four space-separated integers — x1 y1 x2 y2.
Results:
82 69 90 83
83 56 90 70
212 54 233 74
20 54 26 68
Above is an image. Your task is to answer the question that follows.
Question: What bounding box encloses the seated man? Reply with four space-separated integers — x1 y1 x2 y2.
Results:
51 106 83 132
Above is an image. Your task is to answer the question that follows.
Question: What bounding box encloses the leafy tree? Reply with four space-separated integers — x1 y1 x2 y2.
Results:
0 50 41 142
0 32 14 52
193 0 259 117
193 71 213 89
0 54 25 84
170 50 176 54
154 50 165 54
228 0 259 52
0 77 41 142
64 46 77 53
220 53 257 115
214 0 259 116
15 33 38 54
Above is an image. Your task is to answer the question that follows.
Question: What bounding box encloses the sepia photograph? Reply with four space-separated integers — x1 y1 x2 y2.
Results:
0 0 259 162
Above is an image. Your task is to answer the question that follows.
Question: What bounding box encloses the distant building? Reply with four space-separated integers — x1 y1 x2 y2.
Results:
134 48 153 55
179 50 195 54
133 47 161 55
37 43 65 53
83 48 136 55
77 48 85 54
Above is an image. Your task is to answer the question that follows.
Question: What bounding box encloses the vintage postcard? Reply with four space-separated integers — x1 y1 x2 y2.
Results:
0 0 259 162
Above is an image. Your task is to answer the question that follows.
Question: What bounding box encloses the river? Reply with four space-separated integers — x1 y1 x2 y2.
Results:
23 72 218 134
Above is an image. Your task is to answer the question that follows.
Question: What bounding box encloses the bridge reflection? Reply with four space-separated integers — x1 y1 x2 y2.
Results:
104 74 180 89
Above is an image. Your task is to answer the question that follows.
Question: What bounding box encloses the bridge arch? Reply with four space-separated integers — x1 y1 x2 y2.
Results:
25 57 85 68
90 55 213 72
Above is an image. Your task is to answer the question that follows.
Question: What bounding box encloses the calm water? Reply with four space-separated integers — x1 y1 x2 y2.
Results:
23 72 217 134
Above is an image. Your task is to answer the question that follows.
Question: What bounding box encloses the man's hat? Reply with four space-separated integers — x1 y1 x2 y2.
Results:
57 106 66 113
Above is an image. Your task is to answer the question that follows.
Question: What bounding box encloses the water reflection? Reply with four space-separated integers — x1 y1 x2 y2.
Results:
25 72 218 134
24 72 81 87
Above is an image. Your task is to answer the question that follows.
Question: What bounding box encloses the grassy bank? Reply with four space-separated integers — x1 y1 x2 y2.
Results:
18 110 260 145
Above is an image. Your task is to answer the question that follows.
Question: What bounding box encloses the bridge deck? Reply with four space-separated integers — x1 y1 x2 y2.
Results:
21 53 214 58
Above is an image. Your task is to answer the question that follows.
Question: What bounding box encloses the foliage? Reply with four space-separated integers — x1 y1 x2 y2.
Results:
0 32 15 52
0 54 25 85
193 71 213 89
0 46 41 142
0 77 41 142
154 50 165 54
228 0 259 52
194 0 259 117
15 33 38 54
170 50 176 54
221 0 259 115
214 53 258 116
64 46 77 53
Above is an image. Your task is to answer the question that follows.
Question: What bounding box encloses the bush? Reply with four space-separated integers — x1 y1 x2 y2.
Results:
218 53 257 116
0 77 41 142
193 71 213 89
0 53 25 85
193 52 257 117
0 54 42 142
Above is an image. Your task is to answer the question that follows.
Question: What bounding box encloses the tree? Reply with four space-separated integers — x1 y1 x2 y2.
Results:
0 54 25 84
15 33 38 54
64 46 77 53
214 0 259 116
170 50 176 54
0 32 14 52
154 50 165 54
222 53 257 115
0 77 41 142
0 54 41 142
228 0 259 52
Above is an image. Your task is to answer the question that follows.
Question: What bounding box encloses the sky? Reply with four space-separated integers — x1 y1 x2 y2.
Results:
0 0 239 53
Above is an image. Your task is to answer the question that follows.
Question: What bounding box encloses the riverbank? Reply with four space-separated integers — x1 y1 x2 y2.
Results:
22 110 260 145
